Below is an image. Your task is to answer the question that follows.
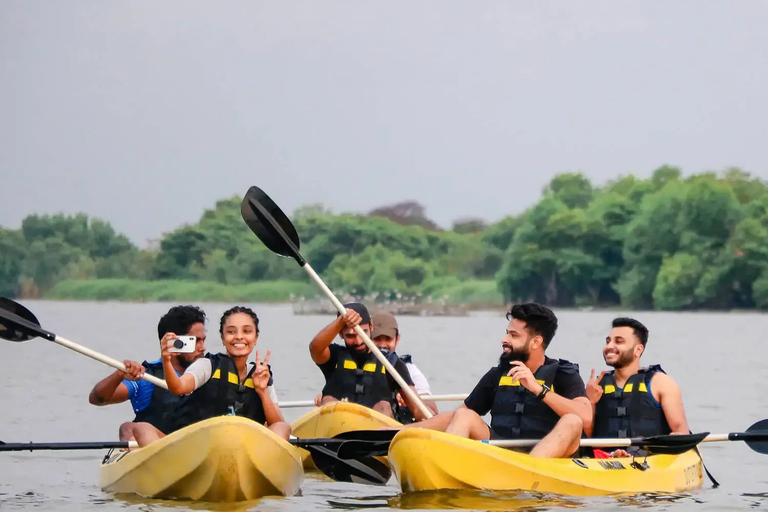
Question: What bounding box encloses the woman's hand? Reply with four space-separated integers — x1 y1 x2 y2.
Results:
252 350 272 392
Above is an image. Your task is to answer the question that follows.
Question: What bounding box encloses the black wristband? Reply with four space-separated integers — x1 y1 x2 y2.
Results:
537 384 551 400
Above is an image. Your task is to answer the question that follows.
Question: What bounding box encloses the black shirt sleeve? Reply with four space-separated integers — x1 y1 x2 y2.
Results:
553 368 587 400
463 368 502 416
316 343 340 381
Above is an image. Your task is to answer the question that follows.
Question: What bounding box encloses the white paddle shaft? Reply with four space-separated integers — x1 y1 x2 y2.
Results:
52 335 168 389
301 264 433 419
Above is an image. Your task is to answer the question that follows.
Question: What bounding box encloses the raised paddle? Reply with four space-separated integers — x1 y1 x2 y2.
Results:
0 297 168 389
336 419 768 459
278 394 469 408
240 186 433 420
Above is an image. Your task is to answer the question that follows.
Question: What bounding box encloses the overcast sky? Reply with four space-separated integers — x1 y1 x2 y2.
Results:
2 1 767 246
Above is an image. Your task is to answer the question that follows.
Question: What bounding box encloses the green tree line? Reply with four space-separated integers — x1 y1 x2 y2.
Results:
3 166 768 310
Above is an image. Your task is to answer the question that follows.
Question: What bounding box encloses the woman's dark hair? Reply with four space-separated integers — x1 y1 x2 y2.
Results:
157 305 206 340
506 303 558 348
219 306 260 334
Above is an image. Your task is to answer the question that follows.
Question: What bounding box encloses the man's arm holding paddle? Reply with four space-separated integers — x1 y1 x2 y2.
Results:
309 312 358 365
88 360 145 405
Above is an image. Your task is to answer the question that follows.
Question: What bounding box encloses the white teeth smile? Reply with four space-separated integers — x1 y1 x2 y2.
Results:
234 343 246 348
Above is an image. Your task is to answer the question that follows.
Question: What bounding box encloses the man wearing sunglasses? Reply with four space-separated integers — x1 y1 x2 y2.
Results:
309 302 428 420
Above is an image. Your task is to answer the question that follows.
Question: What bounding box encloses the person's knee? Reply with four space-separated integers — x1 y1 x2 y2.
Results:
453 407 481 422
558 413 583 435
373 401 394 417
269 421 292 440
118 422 135 441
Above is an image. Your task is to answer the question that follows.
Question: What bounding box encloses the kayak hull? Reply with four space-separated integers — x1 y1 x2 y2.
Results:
389 428 703 496
290 401 401 469
100 416 304 502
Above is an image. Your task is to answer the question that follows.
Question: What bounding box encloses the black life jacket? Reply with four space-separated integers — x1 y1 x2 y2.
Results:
490 358 578 439
593 364 671 438
322 346 396 408
174 353 267 431
132 360 188 435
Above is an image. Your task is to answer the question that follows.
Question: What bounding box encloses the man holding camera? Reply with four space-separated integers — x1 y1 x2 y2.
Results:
88 305 207 441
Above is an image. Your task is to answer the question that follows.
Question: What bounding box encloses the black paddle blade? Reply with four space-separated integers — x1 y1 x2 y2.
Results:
240 186 304 265
0 298 47 342
338 440 391 459
640 432 710 455
739 419 768 454
334 429 400 443
308 444 391 486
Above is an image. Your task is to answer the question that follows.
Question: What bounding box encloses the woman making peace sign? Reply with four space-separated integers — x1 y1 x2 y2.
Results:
134 306 290 446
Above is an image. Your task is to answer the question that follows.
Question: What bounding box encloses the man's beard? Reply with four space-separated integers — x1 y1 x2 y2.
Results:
177 356 194 369
605 350 634 369
347 344 370 363
499 346 530 368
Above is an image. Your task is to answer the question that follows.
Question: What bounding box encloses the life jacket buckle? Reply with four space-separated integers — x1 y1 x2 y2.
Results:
355 384 365 394
616 406 627 417
514 403 525 414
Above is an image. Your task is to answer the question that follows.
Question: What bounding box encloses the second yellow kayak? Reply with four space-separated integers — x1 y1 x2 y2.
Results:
389 428 703 496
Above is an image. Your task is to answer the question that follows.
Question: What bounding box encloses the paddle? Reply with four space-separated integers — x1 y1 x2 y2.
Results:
335 420 768 459
0 434 387 484
0 298 167 389
240 186 432 420
0 440 138 451
278 394 468 408
0 433 390 483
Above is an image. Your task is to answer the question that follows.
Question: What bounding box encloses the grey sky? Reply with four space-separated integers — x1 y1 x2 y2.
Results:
2 1 767 247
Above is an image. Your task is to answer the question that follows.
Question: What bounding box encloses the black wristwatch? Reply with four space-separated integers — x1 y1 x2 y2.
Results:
537 384 551 400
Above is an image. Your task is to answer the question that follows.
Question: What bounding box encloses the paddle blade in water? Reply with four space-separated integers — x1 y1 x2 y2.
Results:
0 298 45 342
309 445 392 486
240 186 304 264
338 440 391 459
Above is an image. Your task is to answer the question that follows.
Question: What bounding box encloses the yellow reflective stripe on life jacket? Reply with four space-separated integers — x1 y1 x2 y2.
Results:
340 359 383 373
498 376 553 392
604 382 647 394
212 368 252 387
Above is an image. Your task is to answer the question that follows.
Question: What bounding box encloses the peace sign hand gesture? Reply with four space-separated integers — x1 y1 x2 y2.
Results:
252 350 272 393
587 368 606 405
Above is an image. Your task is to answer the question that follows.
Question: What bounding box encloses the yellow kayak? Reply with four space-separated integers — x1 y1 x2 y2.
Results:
291 401 401 469
100 416 304 502
389 428 703 496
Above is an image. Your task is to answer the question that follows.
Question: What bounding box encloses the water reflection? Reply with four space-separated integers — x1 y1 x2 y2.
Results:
329 490 586 511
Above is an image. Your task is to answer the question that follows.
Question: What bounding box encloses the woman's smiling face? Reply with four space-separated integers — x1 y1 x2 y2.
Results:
221 312 258 358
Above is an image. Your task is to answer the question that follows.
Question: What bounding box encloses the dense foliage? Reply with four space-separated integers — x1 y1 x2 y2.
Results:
3 167 768 310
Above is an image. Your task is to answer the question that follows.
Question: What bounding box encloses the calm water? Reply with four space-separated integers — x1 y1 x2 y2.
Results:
1 301 767 511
